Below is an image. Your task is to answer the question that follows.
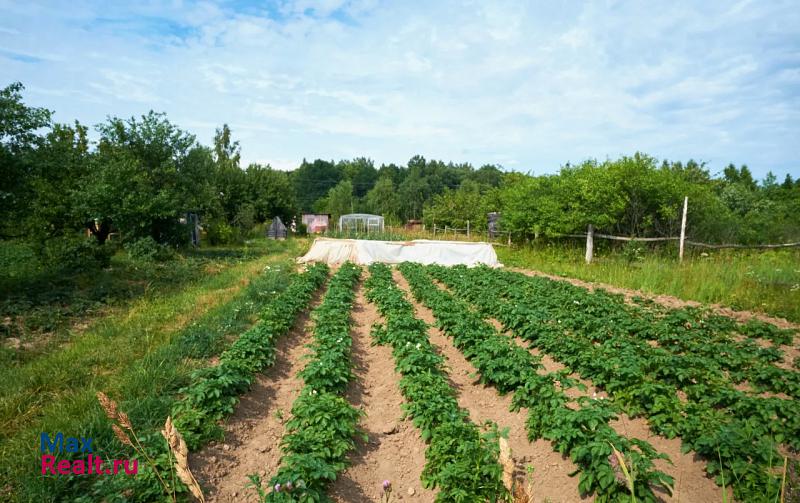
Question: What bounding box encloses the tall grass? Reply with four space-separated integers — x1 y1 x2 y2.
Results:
498 242 800 323
0 240 303 501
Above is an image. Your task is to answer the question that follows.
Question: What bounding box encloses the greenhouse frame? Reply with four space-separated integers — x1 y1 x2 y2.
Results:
338 213 385 233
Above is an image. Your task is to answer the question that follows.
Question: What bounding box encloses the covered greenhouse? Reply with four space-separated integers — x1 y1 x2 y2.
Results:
338 213 384 233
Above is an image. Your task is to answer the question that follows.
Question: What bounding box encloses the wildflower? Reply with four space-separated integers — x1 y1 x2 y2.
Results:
285 481 293 491
274 483 281 492
383 480 391 491
415 343 421 350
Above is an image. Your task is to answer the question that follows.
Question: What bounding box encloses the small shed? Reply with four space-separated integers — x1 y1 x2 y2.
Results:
267 216 287 240
302 213 331 234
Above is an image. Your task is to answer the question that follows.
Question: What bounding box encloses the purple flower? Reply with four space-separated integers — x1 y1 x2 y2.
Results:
285 481 293 491
382 480 391 491
274 483 281 493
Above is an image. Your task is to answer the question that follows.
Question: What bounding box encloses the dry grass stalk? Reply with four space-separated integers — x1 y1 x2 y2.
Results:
609 442 637 503
97 391 119 421
112 424 133 447
162 416 205 503
96 391 172 500
499 437 533 503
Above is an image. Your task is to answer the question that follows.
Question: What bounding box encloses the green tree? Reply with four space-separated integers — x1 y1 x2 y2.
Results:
82 111 211 245
0 82 52 236
364 175 399 222
339 157 378 198
245 163 296 223
320 179 355 221
291 159 342 212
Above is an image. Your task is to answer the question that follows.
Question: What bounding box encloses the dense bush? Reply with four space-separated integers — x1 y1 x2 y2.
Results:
39 235 113 270
123 236 175 262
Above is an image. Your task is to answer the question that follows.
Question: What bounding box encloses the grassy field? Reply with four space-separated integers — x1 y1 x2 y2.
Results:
0 238 307 501
498 243 800 323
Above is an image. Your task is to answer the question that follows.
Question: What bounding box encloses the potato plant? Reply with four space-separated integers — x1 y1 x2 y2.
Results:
267 262 362 502
172 263 329 449
365 263 509 503
399 263 674 502
433 265 798 502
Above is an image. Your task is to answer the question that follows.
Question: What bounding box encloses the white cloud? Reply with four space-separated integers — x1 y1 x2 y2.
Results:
0 0 798 178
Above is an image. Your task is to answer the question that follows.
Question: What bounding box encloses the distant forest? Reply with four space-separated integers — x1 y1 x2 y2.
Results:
2 82 799 268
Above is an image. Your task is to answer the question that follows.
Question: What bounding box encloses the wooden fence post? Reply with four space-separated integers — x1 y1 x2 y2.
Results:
679 196 688 262
585 224 594 264
467 220 470 237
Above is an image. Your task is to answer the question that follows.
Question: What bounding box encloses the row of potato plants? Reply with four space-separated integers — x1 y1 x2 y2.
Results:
266 262 363 502
575 282 799 400
432 265 795 502
472 267 800 439
398 263 674 502
172 263 329 449
364 263 509 502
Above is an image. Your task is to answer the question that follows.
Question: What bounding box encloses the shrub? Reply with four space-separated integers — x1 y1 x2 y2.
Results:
40 235 113 271
124 236 175 262
205 220 238 245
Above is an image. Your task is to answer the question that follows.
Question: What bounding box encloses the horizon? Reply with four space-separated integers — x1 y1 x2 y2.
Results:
1 1 798 178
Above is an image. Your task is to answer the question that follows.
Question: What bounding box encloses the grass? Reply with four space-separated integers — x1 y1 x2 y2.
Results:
498 242 800 323
0 239 290 364
0 238 307 501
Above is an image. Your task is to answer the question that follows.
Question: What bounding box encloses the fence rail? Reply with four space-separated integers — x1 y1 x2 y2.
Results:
561 225 800 264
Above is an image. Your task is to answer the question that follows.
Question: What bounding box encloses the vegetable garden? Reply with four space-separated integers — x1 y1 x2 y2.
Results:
10 259 799 502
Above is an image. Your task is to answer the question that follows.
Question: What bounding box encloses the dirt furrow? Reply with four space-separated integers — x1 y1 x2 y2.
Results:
330 280 434 502
519 335 725 502
392 269 589 503
189 291 323 502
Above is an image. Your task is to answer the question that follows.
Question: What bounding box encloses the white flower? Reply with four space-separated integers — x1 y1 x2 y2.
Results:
415 343 421 350
573 301 580 305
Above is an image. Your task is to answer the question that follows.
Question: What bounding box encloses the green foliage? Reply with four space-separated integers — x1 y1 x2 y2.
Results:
400 263 674 501
433 264 799 502
205 219 238 245
172 263 328 449
365 263 509 502
318 179 355 221
39 235 113 271
124 236 175 262
267 262 362 502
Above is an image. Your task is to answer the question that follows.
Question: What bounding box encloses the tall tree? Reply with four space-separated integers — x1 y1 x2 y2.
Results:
82 111 210 245
0 82 52 236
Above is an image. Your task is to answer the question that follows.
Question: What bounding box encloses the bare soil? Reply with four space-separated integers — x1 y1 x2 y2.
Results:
190 292 323 502
393 269 588 503
397 269 728 503
190 278 434 502
329 280 435 502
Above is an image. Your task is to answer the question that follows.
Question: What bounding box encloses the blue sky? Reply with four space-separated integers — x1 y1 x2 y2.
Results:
1 0 798 178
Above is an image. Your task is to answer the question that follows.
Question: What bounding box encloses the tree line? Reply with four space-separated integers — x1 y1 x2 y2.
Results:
2 82 798 269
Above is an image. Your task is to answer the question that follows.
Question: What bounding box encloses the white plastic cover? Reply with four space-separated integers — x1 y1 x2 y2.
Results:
298 238 502 267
